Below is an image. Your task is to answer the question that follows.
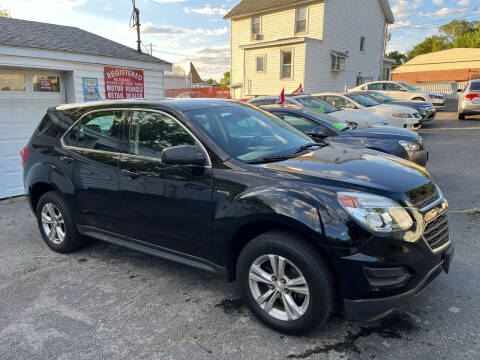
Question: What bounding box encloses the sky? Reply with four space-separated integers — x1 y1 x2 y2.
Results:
1 0 479 80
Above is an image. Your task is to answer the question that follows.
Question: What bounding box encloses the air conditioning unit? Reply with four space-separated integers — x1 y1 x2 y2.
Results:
254 33 262 40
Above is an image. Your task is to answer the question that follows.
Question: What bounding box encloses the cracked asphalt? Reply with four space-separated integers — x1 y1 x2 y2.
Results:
1 103 479 359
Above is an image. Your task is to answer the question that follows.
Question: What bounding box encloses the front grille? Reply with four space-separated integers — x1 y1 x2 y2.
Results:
410 185 440 209
423 211 450 250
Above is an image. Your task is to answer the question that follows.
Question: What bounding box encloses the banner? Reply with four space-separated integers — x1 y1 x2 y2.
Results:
104 67 144 100
82 77 100 102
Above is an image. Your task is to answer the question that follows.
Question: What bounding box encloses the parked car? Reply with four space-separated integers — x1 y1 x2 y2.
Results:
315 92 422 130
23 99 453 334
248 95 388 126
262 104 428 166
351 90 436 123
350 81 446 107
457 79 480 120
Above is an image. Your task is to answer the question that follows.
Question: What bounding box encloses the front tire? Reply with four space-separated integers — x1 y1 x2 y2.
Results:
236 231 335 334
36 191 84 253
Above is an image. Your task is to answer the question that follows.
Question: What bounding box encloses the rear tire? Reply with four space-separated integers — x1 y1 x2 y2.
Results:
36 191 84 253
236 230 335 334
458 112 466 120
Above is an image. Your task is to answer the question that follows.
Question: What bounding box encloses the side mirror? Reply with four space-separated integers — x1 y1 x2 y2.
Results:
309 127 330 139
161 145 206 166
457 88 463 93
344 103 356 109
399 88 407 92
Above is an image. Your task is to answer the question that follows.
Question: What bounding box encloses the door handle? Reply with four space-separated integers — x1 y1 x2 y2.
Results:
121 169 140 180
60 156 74 164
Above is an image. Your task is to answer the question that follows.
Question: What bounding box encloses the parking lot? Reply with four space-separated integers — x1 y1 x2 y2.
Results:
0 103 479 360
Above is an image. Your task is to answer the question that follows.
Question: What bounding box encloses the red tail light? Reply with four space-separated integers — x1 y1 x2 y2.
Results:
20 147 29 167
466 93 479 100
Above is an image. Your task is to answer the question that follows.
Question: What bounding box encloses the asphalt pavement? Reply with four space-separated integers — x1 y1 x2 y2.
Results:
0 103 479 359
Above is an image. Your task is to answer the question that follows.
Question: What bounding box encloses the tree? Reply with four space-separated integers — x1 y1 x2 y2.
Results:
219 71 230 87
205 78 220 87
405 19 480 59
386 51 408 66
0 8 10 17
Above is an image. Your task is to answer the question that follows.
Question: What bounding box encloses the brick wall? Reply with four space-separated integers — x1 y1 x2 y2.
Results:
392 68 480 83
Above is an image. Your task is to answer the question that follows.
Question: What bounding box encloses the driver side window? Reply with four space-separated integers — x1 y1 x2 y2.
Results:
368 83 384 91
385 83 402 91
129 111 196 160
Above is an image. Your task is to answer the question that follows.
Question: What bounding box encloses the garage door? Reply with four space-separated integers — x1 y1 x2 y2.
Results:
0 69 66 199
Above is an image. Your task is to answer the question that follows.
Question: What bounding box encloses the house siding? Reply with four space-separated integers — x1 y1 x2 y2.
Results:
305 0 386 93
231 1 324 97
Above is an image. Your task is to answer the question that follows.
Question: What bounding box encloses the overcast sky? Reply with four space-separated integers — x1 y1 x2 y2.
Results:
2 0 478 80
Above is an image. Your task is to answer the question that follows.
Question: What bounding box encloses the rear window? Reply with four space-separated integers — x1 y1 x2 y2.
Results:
470 82 480 91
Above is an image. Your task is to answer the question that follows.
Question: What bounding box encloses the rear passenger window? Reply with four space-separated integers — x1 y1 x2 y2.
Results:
63 110 123 152
368 83 384 90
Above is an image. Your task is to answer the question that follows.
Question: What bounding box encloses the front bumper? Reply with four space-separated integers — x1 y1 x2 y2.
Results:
420 109 436 122
344 242 454 321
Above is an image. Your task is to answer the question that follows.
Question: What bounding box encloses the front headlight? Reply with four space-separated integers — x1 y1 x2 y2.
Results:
392 113 413 118
337 192 413 232
399 140 421 151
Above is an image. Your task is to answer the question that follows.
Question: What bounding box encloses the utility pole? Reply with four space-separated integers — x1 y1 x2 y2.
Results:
130 0 142 53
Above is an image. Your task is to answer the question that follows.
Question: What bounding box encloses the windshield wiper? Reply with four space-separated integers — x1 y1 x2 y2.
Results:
245 155 297 164
293 142 329 154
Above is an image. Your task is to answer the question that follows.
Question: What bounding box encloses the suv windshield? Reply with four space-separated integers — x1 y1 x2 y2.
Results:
295 96 339 114
185 104 312 163
398 81 419 91
345 93 379 107
365 91 395 103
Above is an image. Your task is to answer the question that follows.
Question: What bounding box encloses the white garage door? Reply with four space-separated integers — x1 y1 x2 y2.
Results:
0 69 66 199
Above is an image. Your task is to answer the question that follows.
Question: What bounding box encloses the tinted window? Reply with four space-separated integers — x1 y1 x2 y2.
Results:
64 110 122 152
366 91 395 102
345 93 379 107
295 96 339 113
385 83 403 91
186 105 311 162
470 81 480 91
129 111 195 159
318 95 349 109
368 83 384 91
276 113 322 134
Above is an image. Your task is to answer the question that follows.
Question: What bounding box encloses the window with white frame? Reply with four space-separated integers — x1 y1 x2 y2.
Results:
251 16 261 38
256 55 266 72
295 7 308 34
360 36 366 51
281 50 293 79
331 54 346 72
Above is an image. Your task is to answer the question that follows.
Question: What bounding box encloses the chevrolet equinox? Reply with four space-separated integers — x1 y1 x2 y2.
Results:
22 99 453 334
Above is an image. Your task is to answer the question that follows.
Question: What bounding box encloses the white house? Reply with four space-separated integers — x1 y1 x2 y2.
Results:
224 0 395 98
0 17 171 199
165 64 192 90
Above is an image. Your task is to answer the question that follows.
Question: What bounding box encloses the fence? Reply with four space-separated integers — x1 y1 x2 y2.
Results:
415 81 469 99
165 87 231 99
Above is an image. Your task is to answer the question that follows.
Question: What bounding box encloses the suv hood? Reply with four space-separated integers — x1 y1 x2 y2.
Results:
259 143 431 195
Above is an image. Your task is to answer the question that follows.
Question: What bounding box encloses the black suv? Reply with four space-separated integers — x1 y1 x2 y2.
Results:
23 99 453 334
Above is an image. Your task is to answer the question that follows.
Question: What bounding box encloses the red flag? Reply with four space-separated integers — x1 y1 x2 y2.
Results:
293 83 304 94
277 88 285 104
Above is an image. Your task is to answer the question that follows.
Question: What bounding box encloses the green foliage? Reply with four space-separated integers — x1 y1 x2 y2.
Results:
205 78 220 87
386 50 408 66
0 8 10 17
220 72 230 87
405 19 480 59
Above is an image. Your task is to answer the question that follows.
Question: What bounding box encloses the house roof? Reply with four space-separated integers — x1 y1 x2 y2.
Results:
0 17 171 65
224 0 395 23
190 62 203 84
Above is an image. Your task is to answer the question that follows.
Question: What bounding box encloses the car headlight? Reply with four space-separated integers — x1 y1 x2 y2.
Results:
392 113 412 118
399 140 421 151
338 192 413 232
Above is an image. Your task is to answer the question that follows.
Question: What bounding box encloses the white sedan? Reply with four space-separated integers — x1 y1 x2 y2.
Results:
247 95 388 126
314 92 422 130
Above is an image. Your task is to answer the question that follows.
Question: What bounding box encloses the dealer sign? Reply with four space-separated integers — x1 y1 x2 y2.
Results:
104 67 144 100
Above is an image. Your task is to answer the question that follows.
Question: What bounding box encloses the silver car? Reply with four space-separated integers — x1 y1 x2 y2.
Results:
458 80 480 120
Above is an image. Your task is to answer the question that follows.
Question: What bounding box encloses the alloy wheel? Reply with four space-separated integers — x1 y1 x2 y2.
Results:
41 203 66 245
248 254 310 321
